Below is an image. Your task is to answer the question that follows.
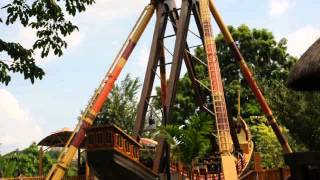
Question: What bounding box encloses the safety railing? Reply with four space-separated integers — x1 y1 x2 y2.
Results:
86 124 142 161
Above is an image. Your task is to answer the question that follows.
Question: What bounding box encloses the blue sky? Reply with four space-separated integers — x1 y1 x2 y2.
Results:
0 0 319 154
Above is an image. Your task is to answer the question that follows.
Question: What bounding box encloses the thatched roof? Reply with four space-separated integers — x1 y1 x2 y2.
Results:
287 37 320 91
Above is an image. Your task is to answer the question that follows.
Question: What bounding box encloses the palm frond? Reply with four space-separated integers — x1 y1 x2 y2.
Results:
156 112 214 166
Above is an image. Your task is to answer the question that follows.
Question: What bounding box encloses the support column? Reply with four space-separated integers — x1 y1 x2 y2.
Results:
153 0 192 173
133 1 169 140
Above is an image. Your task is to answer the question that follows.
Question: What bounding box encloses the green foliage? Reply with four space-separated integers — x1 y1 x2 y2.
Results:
0 158 16 177
264 80 320 151
94 74 141 134
248 116 307 168
66 161 78 176
216 25 296 82
250 124 284 168
0 0 94 85
0 39 44 84
157 113 213 167
0 143 55 177
215 25 296 117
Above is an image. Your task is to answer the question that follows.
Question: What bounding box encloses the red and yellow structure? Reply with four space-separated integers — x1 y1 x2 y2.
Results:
45 3 155 179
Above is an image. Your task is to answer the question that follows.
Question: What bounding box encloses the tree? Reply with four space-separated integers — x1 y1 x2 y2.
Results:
0 156 16 178
193 24 297 117
0 0 94 85
247 116 306 168
0 143 55 177
264 80 320 151
94 74 141 134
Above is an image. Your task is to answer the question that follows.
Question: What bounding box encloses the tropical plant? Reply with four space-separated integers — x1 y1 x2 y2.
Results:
157 113 213 168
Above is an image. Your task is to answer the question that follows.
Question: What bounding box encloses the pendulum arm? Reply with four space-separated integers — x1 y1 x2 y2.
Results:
208 0 292 154
191 2 229 154
198 0 237 179
45 4 155 180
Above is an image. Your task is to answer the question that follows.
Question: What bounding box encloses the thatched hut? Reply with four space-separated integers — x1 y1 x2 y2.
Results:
287 37 320 91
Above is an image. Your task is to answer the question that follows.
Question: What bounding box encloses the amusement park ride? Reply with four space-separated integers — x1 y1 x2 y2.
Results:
44 0 293 179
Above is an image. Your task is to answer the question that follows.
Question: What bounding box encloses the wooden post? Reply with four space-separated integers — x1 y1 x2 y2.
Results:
253 152 262 171
38 146 43 177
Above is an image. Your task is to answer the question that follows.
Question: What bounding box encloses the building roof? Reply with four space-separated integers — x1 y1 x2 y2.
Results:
288 37 320 91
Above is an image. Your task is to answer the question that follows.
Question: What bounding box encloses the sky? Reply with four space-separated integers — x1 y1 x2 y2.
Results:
0 0 319 154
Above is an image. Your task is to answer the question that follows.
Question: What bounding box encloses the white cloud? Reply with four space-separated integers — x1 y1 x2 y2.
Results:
269 0 295 16
84 0 148 21
16 27 85 64
0 89 43 154
16 27 35 48
65 30 85 49
286 26 320 57
17 27 85 49
136 46 150 68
